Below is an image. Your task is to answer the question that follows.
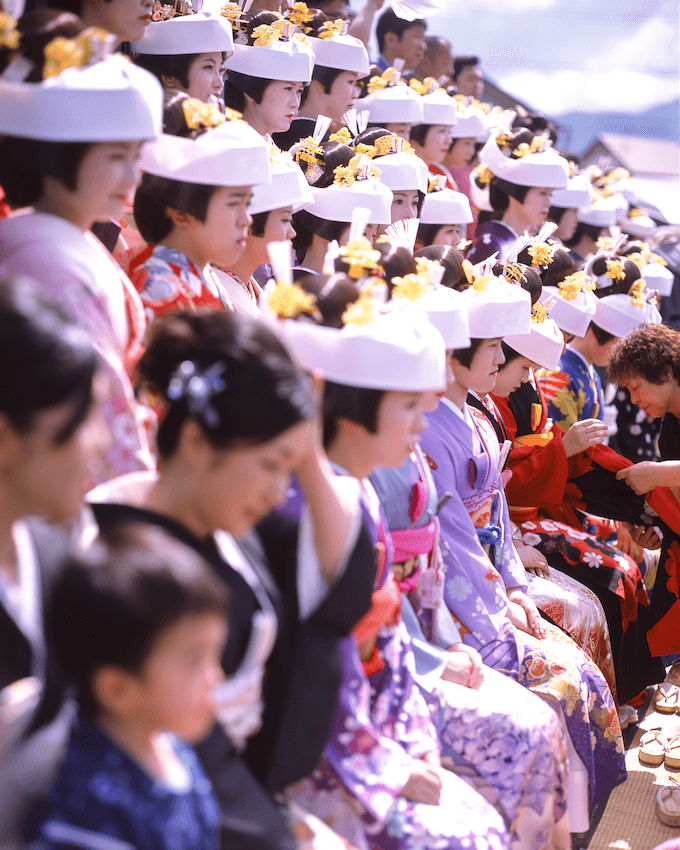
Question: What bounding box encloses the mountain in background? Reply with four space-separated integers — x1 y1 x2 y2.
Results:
554 99 679 155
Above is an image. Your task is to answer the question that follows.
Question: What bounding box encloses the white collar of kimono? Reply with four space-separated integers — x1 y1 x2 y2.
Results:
0 521 42 657
439 394 474 427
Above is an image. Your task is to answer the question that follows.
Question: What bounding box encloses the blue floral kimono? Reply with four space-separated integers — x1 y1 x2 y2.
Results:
538 347 603 433
419 397 626 807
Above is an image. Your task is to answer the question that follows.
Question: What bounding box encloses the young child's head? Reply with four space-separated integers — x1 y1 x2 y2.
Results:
48 524 229 743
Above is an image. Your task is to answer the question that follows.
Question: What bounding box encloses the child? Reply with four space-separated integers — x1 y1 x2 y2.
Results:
25 524 230 850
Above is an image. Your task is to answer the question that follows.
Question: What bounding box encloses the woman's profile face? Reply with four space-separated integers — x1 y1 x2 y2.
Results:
2 398 94 523
624 374 677 419
492 354 533 398
416 124 453 165
186 53 226 103
519 187 553 229
453 337 505 396
195 418 314 537
446 137 476 168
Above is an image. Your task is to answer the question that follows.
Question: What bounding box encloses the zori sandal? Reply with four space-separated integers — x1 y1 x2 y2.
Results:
666 737 680 770
656 682 680 713
639 730 668 766
657 787 680 827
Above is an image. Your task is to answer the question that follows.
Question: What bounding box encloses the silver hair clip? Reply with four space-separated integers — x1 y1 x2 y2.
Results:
166 360 226 429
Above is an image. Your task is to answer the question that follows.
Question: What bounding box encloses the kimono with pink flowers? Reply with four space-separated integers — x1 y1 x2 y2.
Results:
419 397 626 807
0 211 154 484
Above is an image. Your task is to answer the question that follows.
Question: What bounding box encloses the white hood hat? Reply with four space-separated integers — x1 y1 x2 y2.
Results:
131 12 234 56
306 155 393 224
577 195 619 227
504 303 564 370
541 272 598 338
225 22 314 82
0 54 162 141
360 84 424 125
140 115 271 185
449 102 487 139
460 273 532 338
375 150 429 193
282 307 447 390
641 261 674 297
550 173 593 209
308 30 369 75
420 177 473 225
249 147 313 214
479 131 569 189
595 284 662 338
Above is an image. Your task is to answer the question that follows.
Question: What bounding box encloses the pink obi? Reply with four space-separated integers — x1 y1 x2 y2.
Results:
390 516 439 565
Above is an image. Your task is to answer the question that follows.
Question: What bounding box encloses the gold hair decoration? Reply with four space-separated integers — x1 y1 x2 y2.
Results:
462 259 475 286
392 271 430 303
0 13 19 50
503 262 527 286
595 235 616 253
514 136 550 158
220 2 242 21
342 282 382 326
329 126 352 144
629 279 647 308
531 302 550 324
296 136 324 166
354 143 377 159
415 256 440 279
43 28 111 79
408 76 439 96
333 154 380 188
527 241 557 268
366 67 398 94
428 174 447 193
628 207 644 219
268 281 317 319
626 252 646 271
605 259 626 280
287 1 314 27
182 98 228 130
152 2 176 20
558 270 593 301
495 130 514 149
474 163 494 186
318 19 344 39
374 135 414 157
471 274 493 293
251 23 281 45
339 237 382 279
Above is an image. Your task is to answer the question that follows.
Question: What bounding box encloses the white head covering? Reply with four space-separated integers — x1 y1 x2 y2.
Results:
0 55 162 141
131 13 234 56
420 180 473 225
541 274 598 338
577 195 619 227
641 262 674 297
460 273 532 338
249 147 312 214
419 89 458 125
282 308 447 390
550 173 593 209
375 151 429 193
225 23 314 82
595 286 662 338
360 84 424 125
140 117 271 185
306 155 393 224
449 102 487 139
479 132 569 189
308 32 369 75
504 304 564 370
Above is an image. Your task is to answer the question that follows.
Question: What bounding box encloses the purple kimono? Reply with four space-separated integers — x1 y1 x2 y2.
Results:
419 398 626 807
467 220 519 265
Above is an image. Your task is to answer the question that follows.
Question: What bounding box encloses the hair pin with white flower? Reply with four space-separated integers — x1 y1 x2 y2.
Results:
166 360 226 429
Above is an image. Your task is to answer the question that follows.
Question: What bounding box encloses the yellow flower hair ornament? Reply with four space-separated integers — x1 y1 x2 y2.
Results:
392 271 431 303
329 126 352 144
605 259 626 281
338 237 382 280
474 163 494 186
530 301 551 324
267 280 318 319
0 12 19 50
286 1 314 28
629 279 649 308
333 154 381 188
182 98 234 130
318 19 345 39
558 270 594 301
527 241 557 268
341 279 384 326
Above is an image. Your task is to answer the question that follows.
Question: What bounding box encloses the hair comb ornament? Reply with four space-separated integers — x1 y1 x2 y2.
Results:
374 134 414 157
151 2 176 21
166 360 226 429
292 114 331 183
333 154 380 188
43 27 115 78
182 97 234 129
318 18 346 39
341 279 386 326
341 108 368 142
265 240 319 320
558 270 595 301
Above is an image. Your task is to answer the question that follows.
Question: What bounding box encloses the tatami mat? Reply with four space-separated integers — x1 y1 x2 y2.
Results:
588 701 680 849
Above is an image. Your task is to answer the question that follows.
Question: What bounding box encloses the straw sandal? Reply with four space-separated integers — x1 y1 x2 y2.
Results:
639 730 668 766
666 737 680 770
657 787 680 827
656 682 680 714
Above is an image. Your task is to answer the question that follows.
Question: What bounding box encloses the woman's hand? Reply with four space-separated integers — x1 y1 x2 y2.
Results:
516 543 550 578
616 461 671 495
441 643 484 689
507 589 546 639
401 758 443 805
561 418 609 457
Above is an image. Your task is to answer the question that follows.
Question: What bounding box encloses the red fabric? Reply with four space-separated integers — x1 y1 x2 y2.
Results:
353 577 401 676
492 393 570 516
0 186 11 221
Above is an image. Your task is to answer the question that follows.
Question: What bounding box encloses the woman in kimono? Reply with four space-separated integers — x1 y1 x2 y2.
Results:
131 12 233 106
467 128 569 265
223 10 314 145
0 47 161 484
129 96 271 319
85 308 374 850
0 276 99 849
492 264 666 708
418 270 626 827
281 271 564 850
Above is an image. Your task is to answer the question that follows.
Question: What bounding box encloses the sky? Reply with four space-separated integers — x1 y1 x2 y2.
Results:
420 0 680 115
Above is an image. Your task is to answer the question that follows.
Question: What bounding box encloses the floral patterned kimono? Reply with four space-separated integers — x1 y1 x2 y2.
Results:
419 396 626 809
291 482 511 850
129 245 233 321
0 211 154 484
371 449 569 850
492 374 666 704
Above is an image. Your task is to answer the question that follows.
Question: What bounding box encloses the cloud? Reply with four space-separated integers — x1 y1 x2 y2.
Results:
586 14 679 73
498 68 680 115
